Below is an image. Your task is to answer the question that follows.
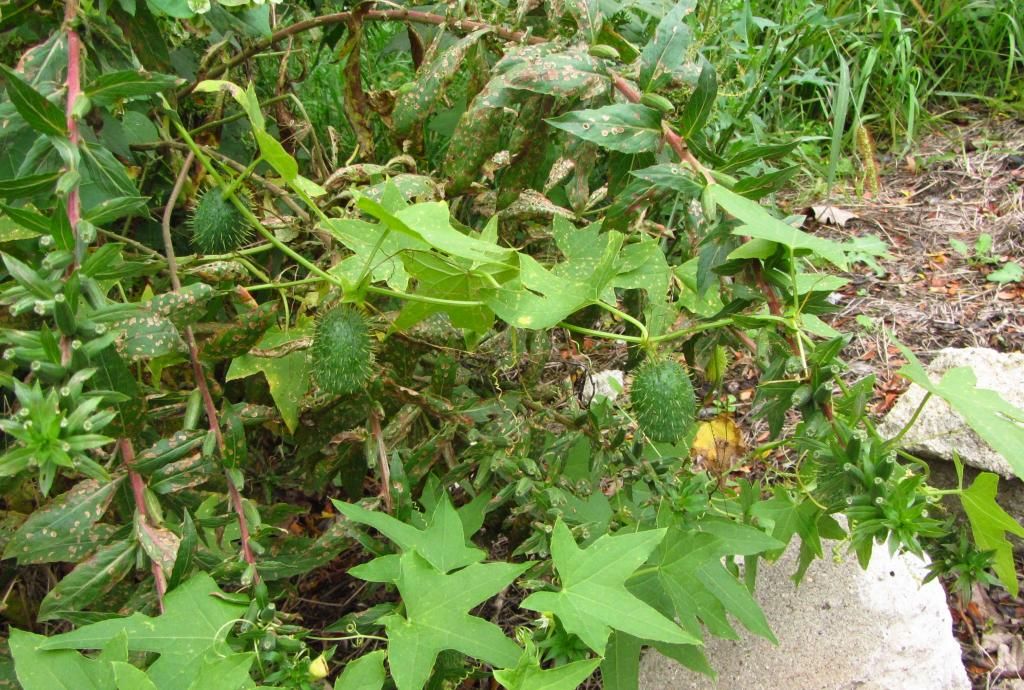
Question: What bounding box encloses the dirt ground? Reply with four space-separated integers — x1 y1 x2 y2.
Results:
807 109 1024 690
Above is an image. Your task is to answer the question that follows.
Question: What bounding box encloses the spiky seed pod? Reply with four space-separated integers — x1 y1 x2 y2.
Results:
630 359 696 444
189 188 252 254
310 306 374 395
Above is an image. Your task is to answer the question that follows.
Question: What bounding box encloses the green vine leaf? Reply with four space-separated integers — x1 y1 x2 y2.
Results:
333 651 386 690
226 324 312 434
960 471 1024 596
521 520 699 655
37 538 138 621
710 184 848 269
547 104 664 154
896 343 1024 481
380 551 528 690
494 642 600 689
8 630 113 690
39 573 249 690
334 494 484 573
638 517 782 643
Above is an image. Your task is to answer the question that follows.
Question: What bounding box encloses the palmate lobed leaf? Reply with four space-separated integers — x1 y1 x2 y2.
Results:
960 471 1024 596
494 642 600 690
226 324 312 434
895 342 1024 482
334 494 485 573
39 573 249 690
382 552 529 690
521 520 699 655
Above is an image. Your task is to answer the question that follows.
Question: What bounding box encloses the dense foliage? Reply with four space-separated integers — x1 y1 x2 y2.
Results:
1 0 1022 688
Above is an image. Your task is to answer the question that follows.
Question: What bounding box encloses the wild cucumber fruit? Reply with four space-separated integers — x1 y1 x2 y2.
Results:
189 188 252 254
310 306 374 395
630 359 696 444
640 92 675 114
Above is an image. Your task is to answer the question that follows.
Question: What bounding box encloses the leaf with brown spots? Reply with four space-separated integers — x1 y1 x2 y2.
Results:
3 478 122 565
37 539 137 621
198 301 279 362
393 29 490 137
135 513 181 577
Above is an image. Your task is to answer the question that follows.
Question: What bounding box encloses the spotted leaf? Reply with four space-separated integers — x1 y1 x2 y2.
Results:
3 479 122 565
547 104 663 154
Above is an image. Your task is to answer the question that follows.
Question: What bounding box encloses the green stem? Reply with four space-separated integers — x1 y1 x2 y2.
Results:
558 321 645 345
247 276 323 292
648 318 735 344
888 392 933 449
596 300 649 343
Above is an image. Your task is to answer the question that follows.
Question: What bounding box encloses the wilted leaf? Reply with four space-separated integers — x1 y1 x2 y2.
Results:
808 204 858 227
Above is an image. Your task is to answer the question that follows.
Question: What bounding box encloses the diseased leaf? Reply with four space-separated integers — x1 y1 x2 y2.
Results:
37 539 138 621
547 104 663 154
520 520 698 655
4 478 122 564
638 0 696 90
393 30 489 136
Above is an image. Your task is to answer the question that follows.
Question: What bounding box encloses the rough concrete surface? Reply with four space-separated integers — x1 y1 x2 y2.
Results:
878 347 1024 478
639 534 970 690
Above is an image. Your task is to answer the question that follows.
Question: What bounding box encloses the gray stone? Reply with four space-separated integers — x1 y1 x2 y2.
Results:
639 534 969 690
878 347 1024 478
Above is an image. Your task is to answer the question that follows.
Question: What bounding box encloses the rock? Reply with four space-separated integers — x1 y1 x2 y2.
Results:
639 533 970 690
878 347 1024 478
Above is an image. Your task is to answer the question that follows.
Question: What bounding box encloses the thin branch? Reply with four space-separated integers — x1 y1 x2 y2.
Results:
160 153 259 575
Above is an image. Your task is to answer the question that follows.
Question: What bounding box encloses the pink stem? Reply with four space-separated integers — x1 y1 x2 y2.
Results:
121 439 167 612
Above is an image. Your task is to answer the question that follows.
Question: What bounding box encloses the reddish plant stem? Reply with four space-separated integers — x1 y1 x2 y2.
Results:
121 439 168 611
369 411 393 513
160 153 258 574
180 8 545 98
610 75 716 185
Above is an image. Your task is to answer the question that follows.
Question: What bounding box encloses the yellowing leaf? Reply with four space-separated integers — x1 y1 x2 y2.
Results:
690 415 744 472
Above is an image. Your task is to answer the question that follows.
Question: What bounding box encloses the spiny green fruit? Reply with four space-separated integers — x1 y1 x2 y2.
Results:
630 359 696 444
189 188 252 254
310 306 374 395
